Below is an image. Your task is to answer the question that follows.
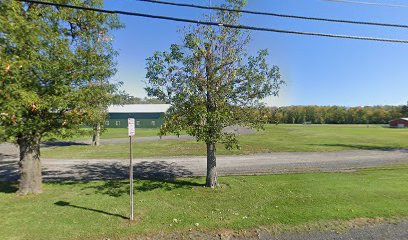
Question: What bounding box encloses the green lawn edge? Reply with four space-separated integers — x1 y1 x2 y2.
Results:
1 165 408 239
41 124 408 159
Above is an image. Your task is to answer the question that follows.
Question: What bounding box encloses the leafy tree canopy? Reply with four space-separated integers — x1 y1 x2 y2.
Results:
145 0 284 187
0 0 122 194
0 0 122 142
146 0 283 148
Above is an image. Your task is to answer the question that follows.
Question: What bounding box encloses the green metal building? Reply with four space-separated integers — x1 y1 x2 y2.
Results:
106 104 170 128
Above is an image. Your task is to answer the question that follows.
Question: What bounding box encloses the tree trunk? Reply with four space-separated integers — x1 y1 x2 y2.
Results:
17 136 42 195
206 143 218 188
92 123 101 146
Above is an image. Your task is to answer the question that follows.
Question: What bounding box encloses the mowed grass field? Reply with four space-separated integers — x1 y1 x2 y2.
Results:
45 128 162 141
41 124 408 159
1 165 407 240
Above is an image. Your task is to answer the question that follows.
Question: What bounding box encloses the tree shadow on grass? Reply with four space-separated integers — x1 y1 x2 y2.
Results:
0 182 18 194
47 161 203 197
41 141 89 148
54 201 127 219
85 160 203 197
307 143 405 151
87 178 203 197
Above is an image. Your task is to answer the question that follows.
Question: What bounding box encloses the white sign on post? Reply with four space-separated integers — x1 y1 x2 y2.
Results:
128 118 135 136
128 118 135 221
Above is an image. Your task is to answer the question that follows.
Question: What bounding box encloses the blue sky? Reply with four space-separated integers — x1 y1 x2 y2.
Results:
104 0 408 107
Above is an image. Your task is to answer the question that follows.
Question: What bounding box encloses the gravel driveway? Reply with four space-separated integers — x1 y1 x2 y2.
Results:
1 141 407 181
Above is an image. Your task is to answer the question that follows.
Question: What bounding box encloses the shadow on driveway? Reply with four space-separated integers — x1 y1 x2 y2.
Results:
2 160 202 195
44 161 202 196
0 160 19 181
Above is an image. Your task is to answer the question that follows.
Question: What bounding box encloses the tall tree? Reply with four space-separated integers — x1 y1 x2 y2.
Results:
0 0 122 194
84 83 120 146
145 0 284 188
74 11 122 146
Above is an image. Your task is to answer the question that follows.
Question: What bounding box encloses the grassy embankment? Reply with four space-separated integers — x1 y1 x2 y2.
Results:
41 124 408 159
1 165 407 239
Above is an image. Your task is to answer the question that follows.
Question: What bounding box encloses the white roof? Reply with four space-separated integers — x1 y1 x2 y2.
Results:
392 118 408 121
108 104 170 113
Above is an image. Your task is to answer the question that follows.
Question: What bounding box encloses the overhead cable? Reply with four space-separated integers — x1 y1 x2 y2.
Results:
15 0 408 44
322 0 408 8
138 0 408 29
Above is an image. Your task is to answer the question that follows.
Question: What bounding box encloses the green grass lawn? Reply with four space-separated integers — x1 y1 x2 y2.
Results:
45 128 162 141
42 124 408 159
98 128 161 139
1 165 407 240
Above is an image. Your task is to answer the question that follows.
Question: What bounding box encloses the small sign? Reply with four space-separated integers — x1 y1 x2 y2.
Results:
128 118 135 221
128 118 135 137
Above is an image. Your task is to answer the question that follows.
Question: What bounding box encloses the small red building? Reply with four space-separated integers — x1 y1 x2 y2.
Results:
389 118 408 128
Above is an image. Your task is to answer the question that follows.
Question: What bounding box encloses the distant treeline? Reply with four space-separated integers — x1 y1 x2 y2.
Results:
269 105 407 124
112 93 165 105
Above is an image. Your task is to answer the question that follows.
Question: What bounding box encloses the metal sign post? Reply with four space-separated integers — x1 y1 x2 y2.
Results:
128 118 135 221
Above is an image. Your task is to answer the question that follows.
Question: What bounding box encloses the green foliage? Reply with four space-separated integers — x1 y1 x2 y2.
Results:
0 0 122 143
112 92 165 104
1 165 408 239
270 105 405 124
402 104 408 116
145 0 284 149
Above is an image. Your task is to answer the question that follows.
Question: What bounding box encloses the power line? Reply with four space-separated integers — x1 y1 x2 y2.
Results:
15 0 408 44
137 0 408 29
322 0 408 8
